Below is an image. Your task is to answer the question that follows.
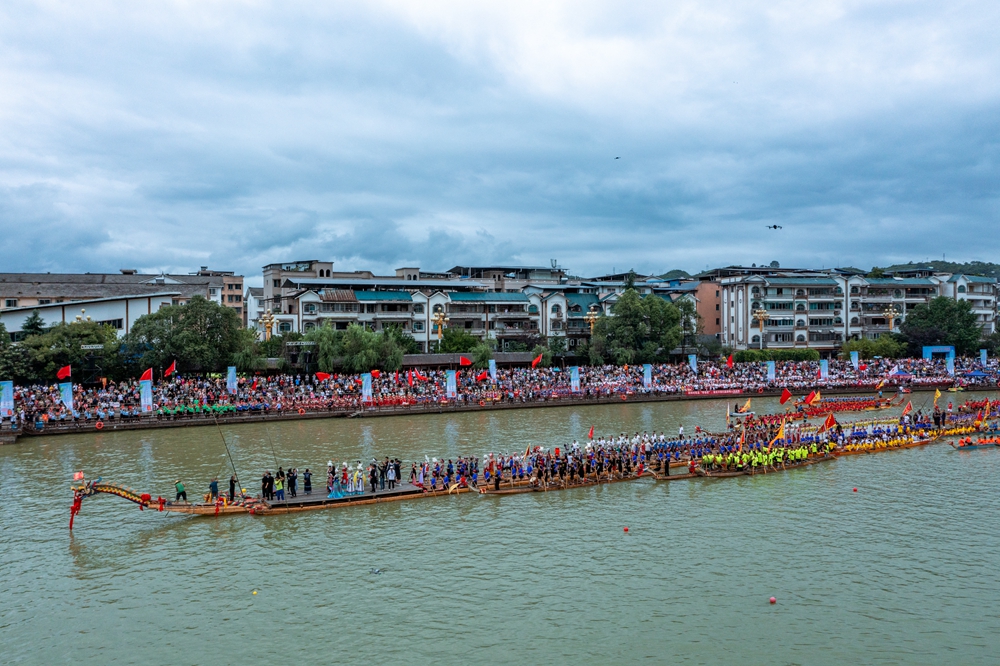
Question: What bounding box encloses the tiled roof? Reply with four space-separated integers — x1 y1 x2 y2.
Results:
448 292 528 302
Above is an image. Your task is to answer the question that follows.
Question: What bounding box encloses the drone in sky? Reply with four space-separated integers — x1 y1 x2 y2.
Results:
765 225 783 230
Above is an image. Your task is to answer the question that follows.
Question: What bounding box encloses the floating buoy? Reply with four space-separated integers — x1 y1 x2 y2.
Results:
623 527 629 533
769 597 776 604
853 488 857 492
252 590 257 595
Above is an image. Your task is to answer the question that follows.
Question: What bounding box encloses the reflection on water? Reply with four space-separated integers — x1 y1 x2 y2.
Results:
2 393 999 664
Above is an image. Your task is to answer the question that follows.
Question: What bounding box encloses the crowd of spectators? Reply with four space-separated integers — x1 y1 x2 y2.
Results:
6 356 996 432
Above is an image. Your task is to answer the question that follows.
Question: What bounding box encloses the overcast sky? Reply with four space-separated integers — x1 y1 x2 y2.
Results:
2 1 998 281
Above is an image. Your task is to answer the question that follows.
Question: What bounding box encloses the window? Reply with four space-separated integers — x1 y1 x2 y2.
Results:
751 286 760 295
893 289 902 298
715 304 719 310
433 304 443 313
413 304 424 314
412 321 425 332
809 318 834 326
796 289 805 296
551 304 561 314
210 289 218 296
234 295 242 302
851 317 859 325
304 322 316 331
5 299 17 308
958 285 967 293
751 334 760 343
796 334 806 342
320 303 357 313
38 299 51 305
279 322 292 332
850 286 859 294
273 280 280 288
96 318 124 329
366 304 376 313
552 321 562 330
236 308 241 315
715 318 720 325
304 303 317 313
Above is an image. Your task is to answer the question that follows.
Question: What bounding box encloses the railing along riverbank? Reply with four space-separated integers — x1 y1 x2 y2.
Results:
5 382 976 443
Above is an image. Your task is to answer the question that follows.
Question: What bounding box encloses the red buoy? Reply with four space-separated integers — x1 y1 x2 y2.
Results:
769 597 776 604
853 488 857 492
623 527 629 533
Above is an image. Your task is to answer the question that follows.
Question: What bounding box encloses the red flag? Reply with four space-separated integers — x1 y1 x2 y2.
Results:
858 363 868 371
476 370 488 381
251 378 258 391
394 370 399 384
407 370 414 387
820 413 837 432
726 355 733 369
901 400 912 416
779 388 792 405
140 368 153 382
371 370 381 379
57 365 71 380
164 360 176 376
975 410 983 422
459 356 472 366
804 390 816 405
588 425 594 439
816 367 822 379
315 372 331 381
531 354 543 368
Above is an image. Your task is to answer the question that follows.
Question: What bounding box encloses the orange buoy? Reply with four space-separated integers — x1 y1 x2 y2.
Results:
95 421 104 430
298 408 305 415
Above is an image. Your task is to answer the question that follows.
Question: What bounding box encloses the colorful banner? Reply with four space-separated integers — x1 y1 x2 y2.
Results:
981 349 988 366
59 382 74 414
0 380 13 417
570 366 580 392
766 361 775 382
688 354 697 373
820 359 829 380
685 389 743 396
488 359 497 382
362 373 373 401
850 351 859 371
642 364 652 389
226 366 238 394
946 357 955 376
140 379 153 412
446 370 457 398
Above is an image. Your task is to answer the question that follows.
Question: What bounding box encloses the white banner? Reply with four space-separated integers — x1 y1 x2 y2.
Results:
643 364 652 389
362 373 373 401
59 382 74 414
140 379 153 412
227 366 238 394
570 366 580 392
0 380 13 417
446 370 457 398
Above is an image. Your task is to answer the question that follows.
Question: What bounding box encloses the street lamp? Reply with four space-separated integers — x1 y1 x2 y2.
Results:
584 306 599 335
881 306 900 331
752 308 768 350
432 310 449 350
74 309 92 323
258 309 277 340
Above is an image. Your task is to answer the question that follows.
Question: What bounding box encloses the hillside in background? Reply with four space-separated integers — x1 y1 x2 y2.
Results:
879 260 1000 278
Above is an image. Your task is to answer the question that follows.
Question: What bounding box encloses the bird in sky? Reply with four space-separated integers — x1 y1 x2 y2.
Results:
765 225 783 229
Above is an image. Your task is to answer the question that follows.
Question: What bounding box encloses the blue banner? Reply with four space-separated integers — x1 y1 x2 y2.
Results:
227 366 237 394
446 370 457 398
362 373 373 401
946 357 955 376
820 360 829 380
688 354 697 373
981 349 988 366
766 361 775 381
850 351 859 371
59 382 74 414
570 366 580 392
643 364 652 389
0 380 12 417
488 358 497 382
140 379 153 413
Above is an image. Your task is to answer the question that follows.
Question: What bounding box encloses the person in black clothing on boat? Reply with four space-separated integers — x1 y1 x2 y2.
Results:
229 475 237 501
303 469 312 495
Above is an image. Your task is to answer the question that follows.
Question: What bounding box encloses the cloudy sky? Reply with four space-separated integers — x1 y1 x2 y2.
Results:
2 1 998 280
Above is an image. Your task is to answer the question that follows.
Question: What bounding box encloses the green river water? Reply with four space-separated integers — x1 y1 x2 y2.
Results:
2 392 999 665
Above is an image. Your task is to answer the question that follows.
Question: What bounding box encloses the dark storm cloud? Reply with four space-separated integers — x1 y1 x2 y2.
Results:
0 1 998 280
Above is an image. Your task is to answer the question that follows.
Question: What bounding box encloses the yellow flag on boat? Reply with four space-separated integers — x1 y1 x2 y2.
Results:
809 391 822 405
740 397 751 413
934 388 941 406
726 403 731 426
768 419 785 451
875 379 885 390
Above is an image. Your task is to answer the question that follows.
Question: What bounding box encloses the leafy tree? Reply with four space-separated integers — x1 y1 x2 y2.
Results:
531 344 552 367
675 298 702 354
0 323 32 382
231 328 268 372
547 336 567 355
306 322 412 372
21 310 46 338
589 290 682 365
899 297 982 356
125 295 243 374
868 267 886 278
23 321 117 380
437 327 480 353
733 349 820 362
840 335 906 360
472 343 494 369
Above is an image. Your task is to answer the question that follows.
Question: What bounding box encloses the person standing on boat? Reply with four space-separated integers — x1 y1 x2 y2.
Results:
174 480 187 502
303 469 312 495
274 474 285 501
387 462 397 490
369 463 378 493
288 468 297 498
208 477 219 501
229 475 237 501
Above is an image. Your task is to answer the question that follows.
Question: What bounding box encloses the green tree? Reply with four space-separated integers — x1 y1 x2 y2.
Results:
547 336 567 355
531 344 552 367
23 321 118 380
437 327 480 353
21 310 46 338
899 297 983 356
472 342 494 369
231 328 268 372
840 335 906 360
590 290 682 365
0 323 33 382
124 295 243 374
305 322 413 372
675 298 702 354
868 267 886 278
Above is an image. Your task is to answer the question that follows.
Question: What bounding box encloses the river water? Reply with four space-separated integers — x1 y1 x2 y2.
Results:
2 392 999 665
